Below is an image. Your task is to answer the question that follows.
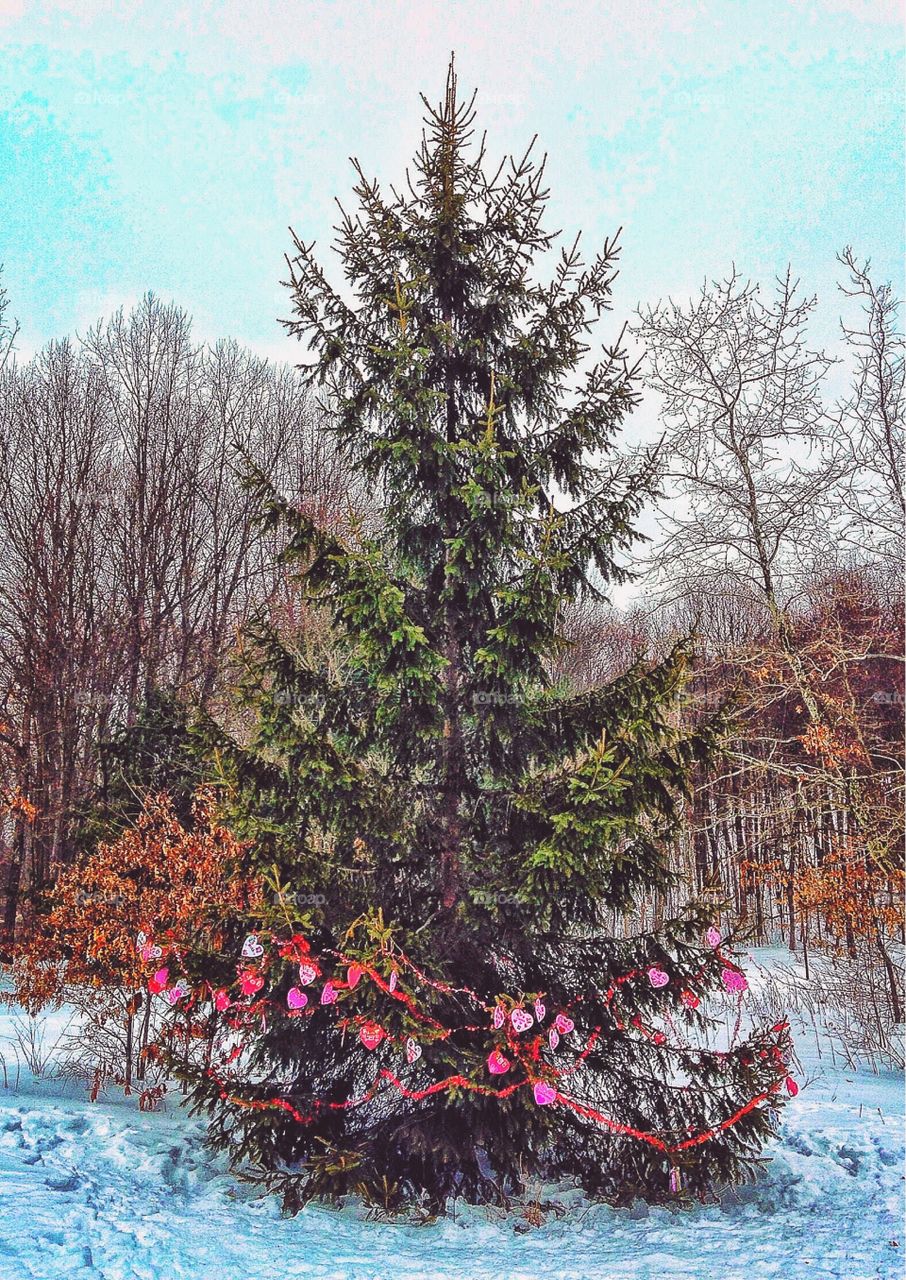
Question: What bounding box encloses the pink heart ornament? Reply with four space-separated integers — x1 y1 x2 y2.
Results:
648 966 670 988
287 987 308 1010
533 1081 556 1106
510 1008 534 1033
320 982 338 1005
487 1049 510 1075
721 967 748 993
554 1013 574 1035
706 926 722 948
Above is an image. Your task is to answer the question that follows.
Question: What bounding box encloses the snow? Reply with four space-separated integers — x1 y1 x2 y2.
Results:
0 953 902 1280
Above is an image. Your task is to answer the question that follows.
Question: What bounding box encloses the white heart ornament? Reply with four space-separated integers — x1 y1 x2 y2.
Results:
388 970 398 993
241 933 264 959
405 1037 422 1064
298 963 318 986
548 1027 560 1050
510 1008 534 1033
492 1005 505 1029
534 999 546 1022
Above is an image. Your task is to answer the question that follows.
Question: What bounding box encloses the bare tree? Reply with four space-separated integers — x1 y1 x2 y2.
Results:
831 248 904 568
635 267 837 622
0 295 362 944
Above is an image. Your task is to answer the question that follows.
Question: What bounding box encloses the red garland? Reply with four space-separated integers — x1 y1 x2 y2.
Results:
168 930 792 1153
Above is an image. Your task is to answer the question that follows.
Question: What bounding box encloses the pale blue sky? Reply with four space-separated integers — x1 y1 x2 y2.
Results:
1 0 902 375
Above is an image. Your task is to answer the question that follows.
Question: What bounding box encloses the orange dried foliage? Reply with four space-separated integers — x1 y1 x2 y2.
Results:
13 789 262 1012
743 850 903 948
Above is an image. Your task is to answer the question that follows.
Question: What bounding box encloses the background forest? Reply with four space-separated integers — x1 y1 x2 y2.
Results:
0 230 901 1064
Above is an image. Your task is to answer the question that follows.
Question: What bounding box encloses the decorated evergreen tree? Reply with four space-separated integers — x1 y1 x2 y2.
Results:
176 62 794 1210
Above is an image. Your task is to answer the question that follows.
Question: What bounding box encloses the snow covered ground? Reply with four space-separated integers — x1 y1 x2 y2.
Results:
0 953 901 1280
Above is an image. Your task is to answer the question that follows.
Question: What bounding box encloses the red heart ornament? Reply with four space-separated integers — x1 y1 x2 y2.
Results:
487 1048 510 1075
648 966 670 988
359 1022 384 1051
785 1076 799 1097
148 967 169 995
681 990 700 1010
533 1081 556 1106
239 970 264 997
346 964 363 989
287 987 308 1010
213 988 231 1012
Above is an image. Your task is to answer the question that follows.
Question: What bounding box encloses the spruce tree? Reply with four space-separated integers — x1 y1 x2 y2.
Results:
180 62 793 1210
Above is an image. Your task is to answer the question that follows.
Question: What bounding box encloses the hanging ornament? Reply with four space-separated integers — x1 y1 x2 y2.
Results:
680 990 700 1010
148 967 169 995
298 963 318 986
388 969 398 993
487 1048 510 1075
548 1027 560 1051
359 1022 384 1051
510 1007 534 1033
492 1005 505 1029
554 1013 574 1035
213 988 231 1012
533 1081 556 1106
320 982 338 1005
137 931 162 962
669 1167 682 1194
165 978 189 1005
287 987 308 1010
405 1037 422 1064
239 970 264 997
648 966 669 988
720 968 748 994
533 999 546 1022
241 933 264 959
346 964 363 989
785 1076 799 1097
706 926 722 948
